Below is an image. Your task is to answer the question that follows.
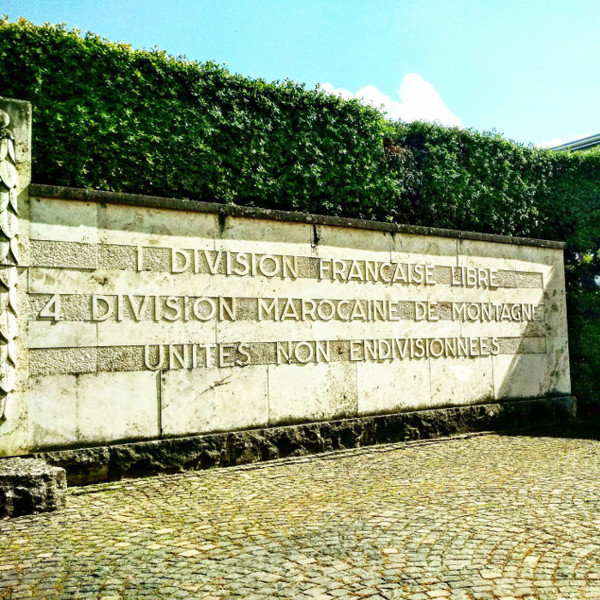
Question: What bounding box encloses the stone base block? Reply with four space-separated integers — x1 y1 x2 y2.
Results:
0 458 67 518
38 395 575 486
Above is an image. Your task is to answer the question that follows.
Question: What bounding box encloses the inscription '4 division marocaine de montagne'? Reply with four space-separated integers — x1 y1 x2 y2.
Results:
0 97 572 462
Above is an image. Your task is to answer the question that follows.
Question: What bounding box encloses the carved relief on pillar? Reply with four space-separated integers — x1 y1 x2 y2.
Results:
0 109 18 421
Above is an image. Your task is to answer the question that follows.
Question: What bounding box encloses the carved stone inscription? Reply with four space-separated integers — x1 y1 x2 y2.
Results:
17 193 571 446
28 240 550 377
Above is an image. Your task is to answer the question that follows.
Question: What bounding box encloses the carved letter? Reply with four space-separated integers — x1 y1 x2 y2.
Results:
315 341 330 363
276 341 291 364
350 340 363 361
39 294 61 321
193 298 216 321
281 298 300 321
319 258 332 280
92 295 113 321
293 341 314 364
490 337 500 355
489 270 499 289
171 248 190 273
204 249 223 275
258 254 279 277
236 343 251 366
126 295 149 321
144 345 166 370
425 265 435 285
169 344 189 369
163 296 183 322
415 302 427 321
258 298 278 321
219 297 236 321
282 255 298 279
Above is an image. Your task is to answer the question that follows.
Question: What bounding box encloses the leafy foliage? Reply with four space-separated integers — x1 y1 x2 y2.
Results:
2 18 600 404
0 18 406 219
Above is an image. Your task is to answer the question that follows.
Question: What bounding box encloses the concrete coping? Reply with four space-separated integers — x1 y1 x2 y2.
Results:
29 184 567 250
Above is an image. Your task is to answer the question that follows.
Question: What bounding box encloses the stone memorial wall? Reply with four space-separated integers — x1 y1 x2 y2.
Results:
0 98 572 462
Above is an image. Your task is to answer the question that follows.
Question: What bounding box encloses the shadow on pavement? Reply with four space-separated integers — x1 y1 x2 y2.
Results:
499 413 600 441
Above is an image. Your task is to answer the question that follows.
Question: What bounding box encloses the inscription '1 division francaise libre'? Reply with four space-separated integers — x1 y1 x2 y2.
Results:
0 98 572 460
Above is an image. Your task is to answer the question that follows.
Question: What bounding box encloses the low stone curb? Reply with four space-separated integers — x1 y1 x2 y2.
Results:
32 396 576 486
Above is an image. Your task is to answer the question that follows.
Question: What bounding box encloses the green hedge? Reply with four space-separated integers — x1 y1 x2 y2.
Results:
0 18 408 220
2 18 600 404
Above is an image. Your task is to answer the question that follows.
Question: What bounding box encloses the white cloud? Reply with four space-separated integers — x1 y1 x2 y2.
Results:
319 74 462 128
317 82 355 101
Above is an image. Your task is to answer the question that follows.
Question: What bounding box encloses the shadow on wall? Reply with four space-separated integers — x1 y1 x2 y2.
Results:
495 261 569 403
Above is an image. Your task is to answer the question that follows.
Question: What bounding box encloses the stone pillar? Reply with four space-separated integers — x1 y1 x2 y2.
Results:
0 98 31 422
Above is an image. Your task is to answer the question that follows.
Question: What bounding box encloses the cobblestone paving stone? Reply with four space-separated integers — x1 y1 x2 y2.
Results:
2 431 600 599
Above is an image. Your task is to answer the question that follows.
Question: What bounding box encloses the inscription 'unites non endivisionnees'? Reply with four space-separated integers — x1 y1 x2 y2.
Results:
141 337 503 371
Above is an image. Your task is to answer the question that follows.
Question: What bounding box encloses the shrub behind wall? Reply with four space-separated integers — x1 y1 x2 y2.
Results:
0 18 408 220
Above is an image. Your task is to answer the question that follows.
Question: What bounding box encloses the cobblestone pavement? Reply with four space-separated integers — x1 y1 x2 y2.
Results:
3 430 600 599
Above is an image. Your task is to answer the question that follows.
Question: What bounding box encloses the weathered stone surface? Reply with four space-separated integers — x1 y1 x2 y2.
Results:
0 457 66 518
38 396 576 485
38 447 109 487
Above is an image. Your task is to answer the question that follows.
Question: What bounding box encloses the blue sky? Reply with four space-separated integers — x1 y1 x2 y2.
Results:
3 0 599 146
